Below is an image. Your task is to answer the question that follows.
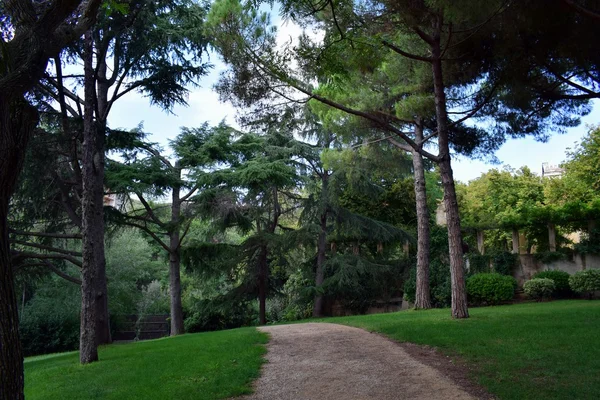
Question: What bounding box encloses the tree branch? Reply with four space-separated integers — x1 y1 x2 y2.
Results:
10 239 82 257
119 221 171 253
562 0 600 20
135 192 167 228
20 261 82 285
9 229 81 239
12 251 82 268
381 40 433 63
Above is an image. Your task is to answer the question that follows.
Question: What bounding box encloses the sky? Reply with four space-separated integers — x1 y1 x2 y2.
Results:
106 13 600 184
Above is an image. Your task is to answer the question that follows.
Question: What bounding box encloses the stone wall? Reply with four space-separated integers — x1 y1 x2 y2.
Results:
514 253 600 286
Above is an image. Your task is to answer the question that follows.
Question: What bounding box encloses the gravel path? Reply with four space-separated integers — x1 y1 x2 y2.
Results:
243 323 478 400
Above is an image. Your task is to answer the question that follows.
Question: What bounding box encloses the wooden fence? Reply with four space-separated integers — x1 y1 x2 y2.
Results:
112 314 169 341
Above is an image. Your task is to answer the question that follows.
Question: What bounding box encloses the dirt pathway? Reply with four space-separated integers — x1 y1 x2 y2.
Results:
243 323 484 400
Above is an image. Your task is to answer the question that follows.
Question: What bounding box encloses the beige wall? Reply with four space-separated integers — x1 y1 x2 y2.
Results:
514 253 600 286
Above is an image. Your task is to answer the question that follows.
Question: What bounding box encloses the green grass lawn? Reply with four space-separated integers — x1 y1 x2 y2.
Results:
24 301 599 400
331 300 600 400
25 327 267 400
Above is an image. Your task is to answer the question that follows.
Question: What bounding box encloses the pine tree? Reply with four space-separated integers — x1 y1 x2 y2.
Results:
107 123 245 335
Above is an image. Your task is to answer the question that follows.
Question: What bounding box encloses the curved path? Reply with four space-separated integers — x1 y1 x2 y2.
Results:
243 323 480 400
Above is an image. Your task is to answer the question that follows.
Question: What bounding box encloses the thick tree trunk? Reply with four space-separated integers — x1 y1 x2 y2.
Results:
313 172 329 317
412 126 432 309
0 98 36 400
80 31 101 363
93 52 112 346
431 23 469 319
169 249 184 335
257 245 268 325
169 181 184 335
313 211 328 317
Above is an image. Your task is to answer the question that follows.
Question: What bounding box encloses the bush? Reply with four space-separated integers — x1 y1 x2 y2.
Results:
523 278 555 301
184 298 257 333
533 270 572 298
468 254 492 275
569 269 600 298
466 273 517 306
19 302 80 357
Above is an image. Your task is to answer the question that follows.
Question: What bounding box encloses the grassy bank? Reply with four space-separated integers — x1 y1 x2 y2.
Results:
25 327 267 400
333 300 600 400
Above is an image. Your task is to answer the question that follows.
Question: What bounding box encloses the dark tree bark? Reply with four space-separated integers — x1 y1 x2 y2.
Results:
80 30 101 364
430 20 469 319
313 198 328 317
257 187 281 325
412 122 432 310
92 53 112 346
169 169 184 335
0 0 103 394
0 98 37 400
257 244 268 325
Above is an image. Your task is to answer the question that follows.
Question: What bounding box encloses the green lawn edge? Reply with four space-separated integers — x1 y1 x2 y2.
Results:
25 327 268 400
325 300 600 400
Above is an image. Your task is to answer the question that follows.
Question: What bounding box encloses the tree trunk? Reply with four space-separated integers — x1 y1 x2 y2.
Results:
412 122 432 310
548 223 557 252
169 249 184 335
80 31 101 363
477 230 485 255
511 229 520 254
93 49 112 346
313 210 328 317
313 171 329 317
169 179 184 335
0 97 36 400
431 21 469 319
257 245 268 325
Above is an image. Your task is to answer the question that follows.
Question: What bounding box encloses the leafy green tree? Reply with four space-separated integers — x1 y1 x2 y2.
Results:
206 0 481 317
207 0 596 318
562 125 600 196
17 0 211 363
302 118 413 316
107 123 243 335
458 167 546 252
197 128 305 325
0 1 102 395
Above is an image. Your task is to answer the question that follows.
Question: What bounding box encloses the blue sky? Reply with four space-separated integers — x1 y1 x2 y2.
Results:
106 13 600 184
107 61 599 184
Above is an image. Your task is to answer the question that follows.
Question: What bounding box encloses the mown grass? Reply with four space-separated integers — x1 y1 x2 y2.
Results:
331 300 600 400
25 327 267 400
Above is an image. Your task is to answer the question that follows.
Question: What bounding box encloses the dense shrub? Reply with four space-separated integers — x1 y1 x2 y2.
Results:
468 254 492 275
523 278 555 301
184 298 257 333
466 273 517 306
533 270 572 298
569 269 600 297
19 300 80 357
